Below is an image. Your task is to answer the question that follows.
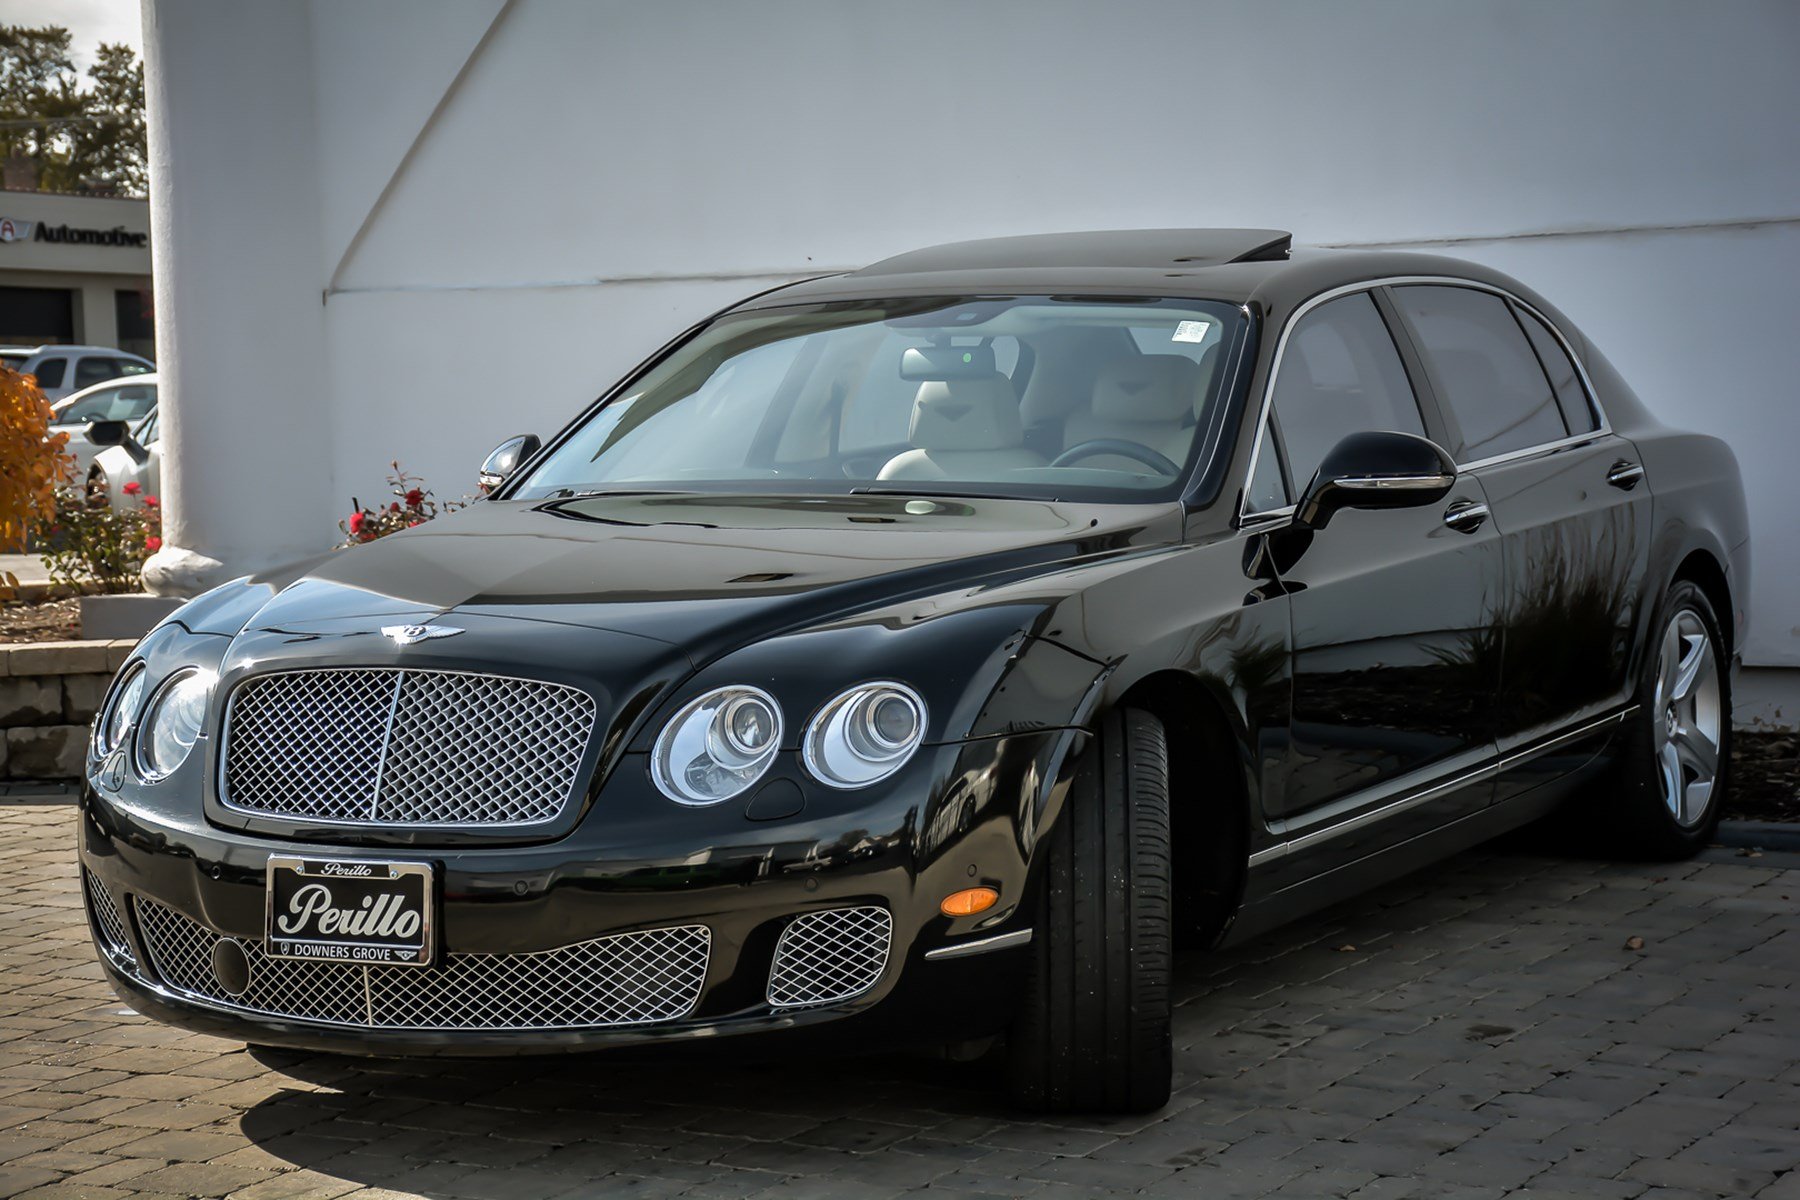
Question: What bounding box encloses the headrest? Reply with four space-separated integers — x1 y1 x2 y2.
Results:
900 343 995 380
1091 355 1200 423
909 375 1025 452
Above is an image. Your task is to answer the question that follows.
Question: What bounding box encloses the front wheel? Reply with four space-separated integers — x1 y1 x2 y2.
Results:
1006 708 1172 1113
1609 580 1730 858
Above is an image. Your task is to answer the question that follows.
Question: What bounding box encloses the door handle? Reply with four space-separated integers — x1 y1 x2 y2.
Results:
1607 460 1645 490
1442 499 1490 534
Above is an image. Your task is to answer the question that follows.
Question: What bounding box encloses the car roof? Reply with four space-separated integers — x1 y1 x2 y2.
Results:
731 229 1551 320
1 345 152 357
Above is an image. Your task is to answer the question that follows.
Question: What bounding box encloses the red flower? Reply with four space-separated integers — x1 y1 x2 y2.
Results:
143 495 159 509
144 536 162 553
408 519 422 527
348 511 367 534
122 481 141 496
404 488 424 507
390 502 401 513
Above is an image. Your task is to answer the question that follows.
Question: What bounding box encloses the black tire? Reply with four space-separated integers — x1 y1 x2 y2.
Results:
1006 707 1172 1113
1607 580 1731 859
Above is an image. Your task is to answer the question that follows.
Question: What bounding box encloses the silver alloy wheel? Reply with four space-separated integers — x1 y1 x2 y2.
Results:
1653 607 1722 827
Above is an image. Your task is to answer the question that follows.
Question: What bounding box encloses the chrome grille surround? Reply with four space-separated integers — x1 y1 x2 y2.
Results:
134 898 711 1030
219 667 598 828
767 906 893 1009
83 869 137 973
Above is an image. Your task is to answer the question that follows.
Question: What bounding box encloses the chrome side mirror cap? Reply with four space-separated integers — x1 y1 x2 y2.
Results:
478 433 541 493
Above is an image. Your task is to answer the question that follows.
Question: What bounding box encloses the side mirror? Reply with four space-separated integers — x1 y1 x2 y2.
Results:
1296 431 1456 530
85 419 127 446
478 433 541 493
85 419 151 466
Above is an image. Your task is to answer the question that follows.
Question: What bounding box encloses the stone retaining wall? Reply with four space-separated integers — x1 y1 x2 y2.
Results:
0 641 133 781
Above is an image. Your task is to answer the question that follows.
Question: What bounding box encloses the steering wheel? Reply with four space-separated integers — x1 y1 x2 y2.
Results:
1050 439 1182 476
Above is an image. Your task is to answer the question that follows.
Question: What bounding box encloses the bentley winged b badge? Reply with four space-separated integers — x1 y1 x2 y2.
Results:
380 624 464 646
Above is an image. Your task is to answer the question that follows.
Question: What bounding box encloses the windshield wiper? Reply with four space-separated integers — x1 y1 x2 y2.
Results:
851 485 1045 502
541 487 688 500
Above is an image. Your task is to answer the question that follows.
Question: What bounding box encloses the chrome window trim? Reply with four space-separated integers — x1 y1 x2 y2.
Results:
1246 706 1636 867
1237 275 1613 526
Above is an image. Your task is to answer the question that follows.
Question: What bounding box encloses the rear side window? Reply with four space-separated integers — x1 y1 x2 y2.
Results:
1392 285 1568 462
1514 307 1598 434
32 356 66 388
1264 291 1426 495
74 356 120 388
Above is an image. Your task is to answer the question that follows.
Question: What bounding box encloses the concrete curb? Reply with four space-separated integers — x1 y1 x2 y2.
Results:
1715 819 1800 853
0 781 78 804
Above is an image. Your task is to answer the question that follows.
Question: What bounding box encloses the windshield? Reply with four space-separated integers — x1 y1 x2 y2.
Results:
517 295 1242 503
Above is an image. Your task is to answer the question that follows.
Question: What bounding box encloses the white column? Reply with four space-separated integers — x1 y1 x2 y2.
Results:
139 0 335 596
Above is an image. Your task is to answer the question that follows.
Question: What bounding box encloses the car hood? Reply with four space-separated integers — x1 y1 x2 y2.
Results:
186 493 1185 660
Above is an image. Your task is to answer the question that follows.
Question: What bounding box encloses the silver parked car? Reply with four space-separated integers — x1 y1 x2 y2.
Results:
2 345 152 401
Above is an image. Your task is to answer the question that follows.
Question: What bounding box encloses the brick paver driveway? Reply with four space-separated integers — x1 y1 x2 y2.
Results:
2 803 1796 1200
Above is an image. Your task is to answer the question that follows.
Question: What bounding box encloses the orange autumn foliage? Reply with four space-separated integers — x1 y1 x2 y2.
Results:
0 364 71 551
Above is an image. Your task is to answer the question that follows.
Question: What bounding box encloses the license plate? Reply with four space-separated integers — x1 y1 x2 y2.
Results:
265 857 434 966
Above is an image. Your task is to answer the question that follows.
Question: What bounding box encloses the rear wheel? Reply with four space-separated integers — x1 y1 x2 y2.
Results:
1006 708 1172 1112
1609 580 1729 858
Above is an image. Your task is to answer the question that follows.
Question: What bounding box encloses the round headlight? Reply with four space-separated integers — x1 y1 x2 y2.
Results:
651 686 783 805
95 663 147 758
803 683 927 789
136 670 213 780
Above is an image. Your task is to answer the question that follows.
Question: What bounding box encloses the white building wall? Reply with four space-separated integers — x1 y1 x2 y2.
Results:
142 0 1800 675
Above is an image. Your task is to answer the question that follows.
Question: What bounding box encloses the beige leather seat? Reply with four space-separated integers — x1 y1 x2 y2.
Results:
877 373 1046 481
1061 355 1202 472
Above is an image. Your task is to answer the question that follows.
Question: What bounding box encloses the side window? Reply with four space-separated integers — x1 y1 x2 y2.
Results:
74 356 119 388
116 359 151 376
32 357 66 388
1514 306 1598 434
1246 428 1288 511
57 384 156 425
56 386 119 424
1264 292 1426 496
1392 285 1569 462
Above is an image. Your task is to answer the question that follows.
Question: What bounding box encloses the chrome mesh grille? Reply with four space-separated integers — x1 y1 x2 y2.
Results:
135 898 710 1030
83 869 136 973
221 668 597 827
767 906 892 1009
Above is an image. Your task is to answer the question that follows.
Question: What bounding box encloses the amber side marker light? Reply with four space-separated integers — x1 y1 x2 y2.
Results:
941 887 999 917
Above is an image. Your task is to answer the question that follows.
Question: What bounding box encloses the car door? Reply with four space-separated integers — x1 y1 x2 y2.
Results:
1386 284 1652 802
1242 289 1504 876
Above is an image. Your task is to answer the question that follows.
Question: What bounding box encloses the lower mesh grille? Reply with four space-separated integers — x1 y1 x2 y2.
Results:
767 906 892 1008
83 869 137 973
135 899 710 1030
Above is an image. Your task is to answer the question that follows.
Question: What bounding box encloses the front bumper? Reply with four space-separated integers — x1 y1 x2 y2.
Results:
78 731 1071 1055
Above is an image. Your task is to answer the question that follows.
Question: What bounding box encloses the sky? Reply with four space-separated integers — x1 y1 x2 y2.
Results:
0 0 142 70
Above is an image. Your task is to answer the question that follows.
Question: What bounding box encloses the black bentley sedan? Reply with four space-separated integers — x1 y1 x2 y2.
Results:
80 230 1748 1112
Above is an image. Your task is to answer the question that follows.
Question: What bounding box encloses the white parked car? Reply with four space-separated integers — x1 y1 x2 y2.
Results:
1 345 153 401
52 373 159 483
85 406 161 508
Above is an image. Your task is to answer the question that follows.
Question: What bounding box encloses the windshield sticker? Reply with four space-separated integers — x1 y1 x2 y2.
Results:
1172 321 1210 344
